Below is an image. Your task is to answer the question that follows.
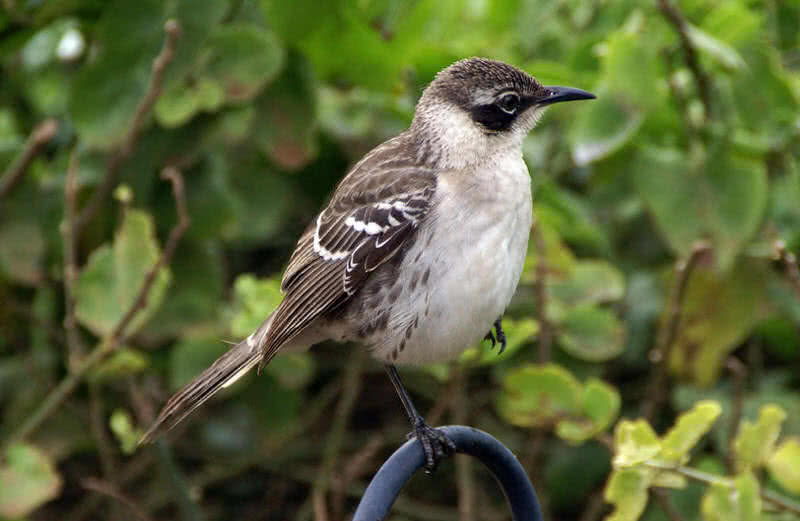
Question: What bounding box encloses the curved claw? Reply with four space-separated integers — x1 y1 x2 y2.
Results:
408 421 456 472
484 330 496 348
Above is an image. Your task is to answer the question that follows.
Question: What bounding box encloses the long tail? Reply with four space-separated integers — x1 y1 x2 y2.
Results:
140 315 274 444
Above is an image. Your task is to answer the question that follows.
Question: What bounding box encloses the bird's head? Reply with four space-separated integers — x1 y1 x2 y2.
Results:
411 58 594 167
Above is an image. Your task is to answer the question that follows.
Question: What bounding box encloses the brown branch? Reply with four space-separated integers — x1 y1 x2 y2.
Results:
313 349 366 521
74 19 181 233
656 0 713 121
532 218 552 363
774 239 800 300
62 149 86 367
82 478 157 521
109 166 189 344
6 167 190 446
331 433 384 520
652 489 686 521
643 240 710 421
0 118 58 200
452 369 475 521
725 356 747 472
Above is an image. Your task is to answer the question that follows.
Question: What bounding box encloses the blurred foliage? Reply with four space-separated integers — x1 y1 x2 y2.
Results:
0 0 799 520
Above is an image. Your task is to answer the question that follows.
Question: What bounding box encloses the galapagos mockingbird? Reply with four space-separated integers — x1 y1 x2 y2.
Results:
141 57 594 470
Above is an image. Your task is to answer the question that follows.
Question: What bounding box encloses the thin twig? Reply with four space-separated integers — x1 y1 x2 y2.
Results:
82 478 156 521
75 20 181 233
0 118 58 200
331 433 384 520
652 489 685 521
453 368 476 521
656 0 714 121
532 218 552 363
6 167 190 446
312 349 366 521
774 239 800 300
62 149 85 367
644 460 800 516
643 240 710 421
725 356 747 472
578 488 608 521
109 166 190 345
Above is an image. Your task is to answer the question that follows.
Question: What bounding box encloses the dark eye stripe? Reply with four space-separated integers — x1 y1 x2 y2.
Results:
470 104 515 131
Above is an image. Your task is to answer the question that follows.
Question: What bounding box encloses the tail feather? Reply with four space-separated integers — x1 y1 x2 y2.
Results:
140 337 261 444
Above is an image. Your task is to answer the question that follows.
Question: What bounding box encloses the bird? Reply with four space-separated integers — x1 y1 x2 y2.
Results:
141 57 594 470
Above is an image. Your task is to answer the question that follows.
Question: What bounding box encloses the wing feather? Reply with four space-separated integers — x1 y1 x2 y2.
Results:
263 136 438 359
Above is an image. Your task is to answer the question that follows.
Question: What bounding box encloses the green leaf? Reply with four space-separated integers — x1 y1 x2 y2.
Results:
154 76 224 127
497 364 582 428
604 468 650 521
252 55 318 170
701 472 761 521
109 409 142 455
206 24 285 103
733 404 787 472
230 274 283 337
549 260 625 307
667 260 772 385
613 419 661 467
0 220 44 285
74 209 171 337
68 0 165 148
169 337 228 391
557 378 621 443
661 400 722 464
265 353 315 390
570 93 643 166
767 437 800 494
685 24 746 71
558 305 625 362
89 348 149 384
634 145 767 268
0 443 62 518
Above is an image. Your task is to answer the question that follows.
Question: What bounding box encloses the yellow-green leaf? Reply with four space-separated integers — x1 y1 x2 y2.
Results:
733 404 787 471
767 437 800 494
701 472 761 521
613 419 661 467
230 273 283 337
604 468 650 521
74 209 171 337
0 443 62 518
497 364 582 428
661 400 722 464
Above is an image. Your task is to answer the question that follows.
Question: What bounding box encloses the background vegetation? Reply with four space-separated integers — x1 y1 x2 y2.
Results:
1 0 799 520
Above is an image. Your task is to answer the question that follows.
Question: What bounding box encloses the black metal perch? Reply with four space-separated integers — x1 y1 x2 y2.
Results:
352 425 543 521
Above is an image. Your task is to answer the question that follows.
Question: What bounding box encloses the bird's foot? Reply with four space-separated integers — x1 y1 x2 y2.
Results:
484 318 507 354
407 419 456 472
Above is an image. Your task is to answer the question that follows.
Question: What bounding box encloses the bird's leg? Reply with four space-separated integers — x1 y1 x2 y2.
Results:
494 318 507 354
484 317 507 354
385 364 456 472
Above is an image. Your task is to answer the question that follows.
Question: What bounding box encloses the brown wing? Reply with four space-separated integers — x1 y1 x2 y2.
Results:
261 136 438 359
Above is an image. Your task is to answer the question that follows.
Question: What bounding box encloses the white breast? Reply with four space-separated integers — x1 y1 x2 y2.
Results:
376 150 532 364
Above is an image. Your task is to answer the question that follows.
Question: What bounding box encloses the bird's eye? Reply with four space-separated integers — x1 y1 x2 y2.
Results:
496 92 520 114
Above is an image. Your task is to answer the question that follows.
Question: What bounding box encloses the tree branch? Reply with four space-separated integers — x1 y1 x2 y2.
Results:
656 0 714 121
774 239 800 300
0 118 58 200
82 478 157 521
74 19 181 233
532 218 552 363
645 460 800 516
643 240 710 421
6 167 190 446
62 149 86 367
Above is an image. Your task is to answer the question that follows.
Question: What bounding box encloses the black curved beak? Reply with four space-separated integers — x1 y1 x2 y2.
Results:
536 86 596 106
